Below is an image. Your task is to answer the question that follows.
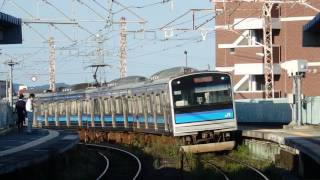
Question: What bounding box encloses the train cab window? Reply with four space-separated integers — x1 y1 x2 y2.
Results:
171 74 234 114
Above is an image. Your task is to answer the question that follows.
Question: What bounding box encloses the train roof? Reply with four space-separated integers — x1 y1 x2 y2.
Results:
107 76 147 87
150 66 197 81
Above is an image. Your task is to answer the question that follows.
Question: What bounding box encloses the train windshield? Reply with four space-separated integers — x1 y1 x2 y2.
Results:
171 73 234 124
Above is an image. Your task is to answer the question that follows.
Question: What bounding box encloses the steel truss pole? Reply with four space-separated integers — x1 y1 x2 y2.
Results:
262 2 274 98
119 17 127 78
48 37 56 92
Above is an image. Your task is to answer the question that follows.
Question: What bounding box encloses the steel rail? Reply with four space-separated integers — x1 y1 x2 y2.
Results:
96 152 110 180
81 143 142 180
224 156 269 180
206 161 230 180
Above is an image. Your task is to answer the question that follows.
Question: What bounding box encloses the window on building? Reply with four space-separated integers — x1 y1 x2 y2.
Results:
234 75 265 92
248 30 263 45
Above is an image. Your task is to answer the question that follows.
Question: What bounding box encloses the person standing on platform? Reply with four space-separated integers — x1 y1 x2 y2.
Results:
15 94 26 133
26 93 35 133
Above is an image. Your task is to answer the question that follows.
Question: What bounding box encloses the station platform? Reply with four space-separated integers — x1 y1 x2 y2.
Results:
239 125 320 164
0 128 79 175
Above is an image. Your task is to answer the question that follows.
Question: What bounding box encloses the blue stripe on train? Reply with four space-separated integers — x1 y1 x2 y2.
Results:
37 114 165 123
175 109 234 124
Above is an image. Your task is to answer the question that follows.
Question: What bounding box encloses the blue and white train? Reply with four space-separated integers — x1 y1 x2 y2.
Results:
35 67 237 151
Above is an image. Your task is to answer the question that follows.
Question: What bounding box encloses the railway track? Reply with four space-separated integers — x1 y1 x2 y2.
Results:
96 152 110 180
204 155 269 180
81 143 142 180
223 156 269 180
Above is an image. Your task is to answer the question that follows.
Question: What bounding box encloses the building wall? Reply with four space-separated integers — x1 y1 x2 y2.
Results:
215 1 320 99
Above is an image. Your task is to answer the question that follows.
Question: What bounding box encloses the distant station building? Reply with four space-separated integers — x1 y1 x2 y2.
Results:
215 1 320 99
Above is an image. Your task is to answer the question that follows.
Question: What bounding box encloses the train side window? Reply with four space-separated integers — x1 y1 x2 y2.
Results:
104 98 110 114
146 95 152 114
39 104 44 116
94 99 100 115
71 101 77 115
110 97 116 113
115 97 122 114
156 94 162 114
127 97 132 114
59 102 66 115
122 96 128 113
82 100 87 114
49 103 53 116
138 96 143 114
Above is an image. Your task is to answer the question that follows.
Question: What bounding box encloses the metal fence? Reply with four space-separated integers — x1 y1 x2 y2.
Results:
302 96 320 125
0 100 12 129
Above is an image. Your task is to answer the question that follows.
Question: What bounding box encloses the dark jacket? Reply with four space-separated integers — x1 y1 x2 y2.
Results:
15 99 26 121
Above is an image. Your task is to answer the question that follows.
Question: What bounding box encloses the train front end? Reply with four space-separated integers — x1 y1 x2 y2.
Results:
169 72 237 152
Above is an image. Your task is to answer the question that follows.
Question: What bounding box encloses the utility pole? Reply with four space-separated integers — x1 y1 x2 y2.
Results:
87 33 110 86
6 60 18 108
48 37 56 92
184 50 188 68
119 17 127 78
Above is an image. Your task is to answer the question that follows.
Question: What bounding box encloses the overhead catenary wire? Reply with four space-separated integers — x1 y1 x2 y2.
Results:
76 0 106 20
4 0 216 85
0 0 6 11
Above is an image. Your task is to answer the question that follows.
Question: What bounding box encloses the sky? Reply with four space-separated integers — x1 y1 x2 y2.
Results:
0 0 215 86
